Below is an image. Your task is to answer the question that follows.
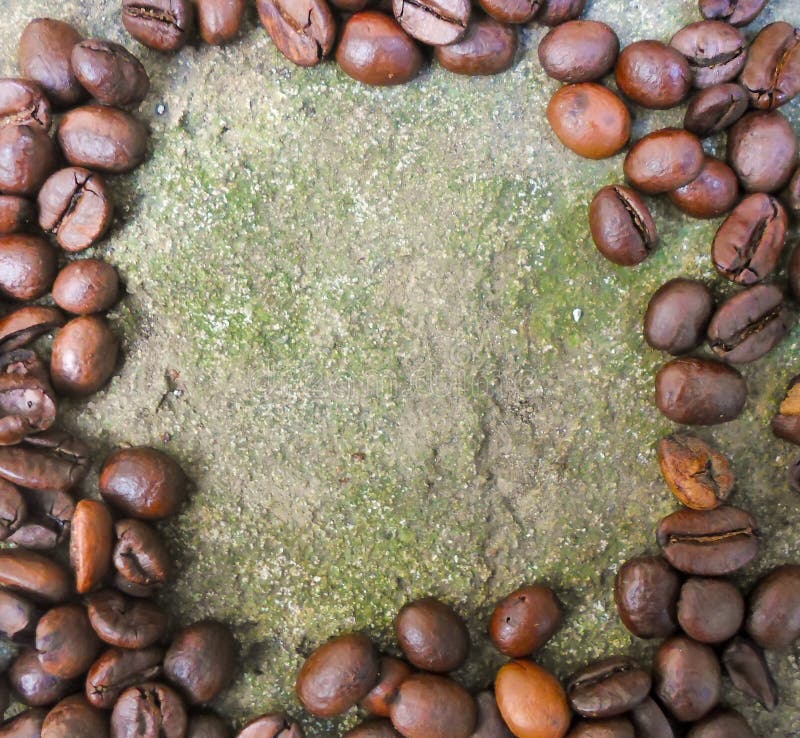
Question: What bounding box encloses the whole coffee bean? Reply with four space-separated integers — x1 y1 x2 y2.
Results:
787 167 800 219
615 41 691 109
670 21 746 88
686 710 755 738
71 40 150 108
0 709 48 738
0 589 40 641
296 633 379 717
707 284 790 364
740 22 800 110
677 577 744 643
257 0 336 67
478 0 540 25
629 698 675 738
58 106 148 174
567 657 650 718
728 111 798 193
434 17 518 77
52 259 119 315
654 357 746 425
699 0 767 26
624 129 704 194
36 603 102 678
336 12 423 86
188 713 233 738
0 195 35 235
547 84 630 160
614 556 680 638
722 636 778 711
746 564 800 649
18 19 85 108
9 649 76 707
122 0 196 52
684 83 749 137
113 518 172 587
773 375 800 444
494 661 570 738
657 505 759 576
0 549 70 603
489 584 562 657
236 714 304 738
668 157 739 219
345 720 402 738
657 435 733 510
712 194 787 284
42 696 109 738
361 656 413 717
537 21 618 83
0 478 26 540
536 0 585 26
0 125 58 197
0 79 52 132
0 362 57 446
470 691 513 738
0 430 90 492
50 316 119 396
565 720 633 738
111 683 187 738
86 589 168 649
70 499 113 594
100 446 187 520
643 279 714 355
0 235 57 301
392 0 470 46
654 636 721 722
0 307 65 352
86 647 164 710
395 597 469 672
390 673 477 738
197 0 246 45
589 185 656 266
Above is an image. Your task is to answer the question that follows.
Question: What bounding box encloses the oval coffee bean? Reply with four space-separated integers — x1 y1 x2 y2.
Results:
684 83 749 138
42 695 110 738
536 0 585 26
0 549 70 603
392 0 470 46
0 431 90 492
113 518 172 587
52 259 120 315
722 636 778 711
654 636 721 723
478 0 541 25
537 21 618 83
615 41 691 109
0 125 58 197
9 649 76 707
36 604 102 679
629 698 675 738
669 21 746 89
0 234 57 301
0 589 40 641
435 17 517 77
567 657 650 719
470 691 513 738
197 0 246 45
677 577 744 643
565 720 633 738
86 647 164 710
70 499 114 594
122 0 196 53
773 374 800 444
740 21 800 110
0 195 35 234
489 584 562 656
390 673 476 738
257 0 336 67
614 556 680 638
86 589 168 648
237 714 304 738
0 478 26 540
686 710 755 738
0 79 52 132
0 709 48 738
745 564 800 649
589 185 656 267
699 0 767 26
395 597 469 672
50 316 119 396
727 111 798 194
112 683 187 738
361 656 413 717
657 434 733 510
643 279 714 355
71 40 150 108
668 157 739 220
0 307 65 353
624 129 703 194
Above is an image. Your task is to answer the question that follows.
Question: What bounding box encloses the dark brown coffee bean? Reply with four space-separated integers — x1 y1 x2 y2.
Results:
728 111 798 194
746 564 800 649
390 674 476 738
86 647 164 710
70 499 114 594
52 259 119 315
0 195 35 235
71 40 150 108
296 633 379 716
257 0 336 67
393 0 470 46
86 589 168 649
677 577 744 643
113 519 172 588
615 41 691 109
42 695 109 738
644 279 714 355
0 125 58 198
629 698 675 738
345 720 402 738
684 83 749 137
112 683 187 738
0 589 40 641
668 157 739 219
395 597 469 672
36 603 102 679
657 434 733 510
654 636 721 722
434 16 517 76
740 22 800 110
536 0 584 25
624 129 704 194
567 657 651 719
18 19 85 108
699 0 767 26
0 709 48 738
197 0 245 45
114 572 158 598
722 636 778 711
0 478 26 542
470 691 513 738
361 656 413 717
50 315 119 396
657 505 759 576
478 0 540 25
787 167 800 220
58 106 148 174
614 556 679 638
489 584 562 657
0 235 57 302
538 21 618 83
122 0 196 53
0 79 52 132
670 21 746 88
565 719 634 738
0 549 70 603
589 185 656 266
336 12 423 86
654 357 746 425
236 714 304 738
0 307 65 353
686 710 755 738
773 374 800 444
0 431 90 493
9 649 76 707
187 714 232 738
0 356 57 447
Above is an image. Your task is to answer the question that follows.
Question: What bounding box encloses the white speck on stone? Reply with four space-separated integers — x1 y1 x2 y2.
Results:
573 308 583 323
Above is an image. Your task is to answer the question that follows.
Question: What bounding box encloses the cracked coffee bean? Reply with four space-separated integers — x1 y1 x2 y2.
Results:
478 0 540 25
489 584 562 657
70 499 114 594
495 660 570 738
197 0 246 45
0 125 58 198
41 695 109 738
390 673 477 738
629 698 675 738
684 83 748 137
686 710 755 738
0 234 57 301
567 657 650 719
0 549 70 603
0 78 52 132
12 486 74 549
50 315 119 396
0 478 26 540
396 597 469 672
589 185 656 266
657 434 733 510
722 636 778 711
0 588 40 641
52 259 120 315
739 21 800 110
361 656 413 717
257 0 337 68
435 17 518 77
565 719 633 738
237 714 304 738
538 20 618 83
36 603 102 679
187 713 233 738
745 564 800 649
643 279 714 355
0 430 90 492
727 111 798 194
624 128 704 194
0 195 35 235
122 0 196 52
9 649 76 707
614 556 680 638
669 21 746 89
86 647 164 710
668 157 739 220
0 368 56 447
677 577 744 644
654 636 721 723
113 518 172 588
0 307 65 352
699 0 767 26
71 39 150 108
615 40 691 109
393 0 471 47
87 589 169 649
773 374 800 444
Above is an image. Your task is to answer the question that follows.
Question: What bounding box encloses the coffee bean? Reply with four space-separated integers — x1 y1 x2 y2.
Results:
657 434 733 510
538 20 618 83
589 185 656 266
42 696 110 738
654 357 746 425
670 21 746 88
615 41 691 109
614 555 680 638
494 661 570 738
489 584 562 657
478 0 540 25
70 499 114 594
111 682 186 738
629 698 676 738
336 13 423 86
0 307 65 352
236 714 304 738
0 358 57 447
536 0 585 26
17 490 74 549
197 0 246 45
644 279 714 355
257 0 337 67
122 0 196 53
684 83 749 138
435 16 517 76
50 315 119 396
699 0 767 26
624 128 704 194
567 657 650 719
657 505 759 576
113 518 173 588
0 709 48 738
0 430 90 492
393 0 470 46
722 636 778 711
71 40 150 108
0 79 52 132
786 167 800 219
361 656 413 717
470 691 513 738
740 21 800 110
728 111 798 194
390 674 477 738
0 549 70 603
677 577 744 643
345 720 402 738
654 636 721 722
395 597 469 672
565 720 634 738
0 478 26 541
773 374 800 444
36 603 102 679
0 125 58 197
86 647 165 710
9 649 76 707
52 259 120 315
86 589 168 649
0 195 35 235
0 234 57 302
187 713 233 738
685 710 755 738
668 157 739 219
0 589 40 642
745 564 800 649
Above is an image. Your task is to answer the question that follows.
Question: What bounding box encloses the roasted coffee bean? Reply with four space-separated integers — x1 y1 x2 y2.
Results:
699 0 767 26
11 487 73 545
345 720 402 738
538 21 618 83
0 431 90 492
86 647 164 710
0 477 26 540
50 315 118 396
668 157 739 219
629 698 675 738
36 603 102 679
0 79 52 132
100 446 187 520
188 713 233 738
395 597 469 672
236 714 304 738
0 363 56 446
197 0 246 45
494 661 570 738
86 589 169 649
361 656 413 716
644 279 714 355
113 518 172 587
0 589 40 641
746 564 800 649
336 13 423 86
257 0 337 67
0 549 70 603
670 21 746 88
614 556 680 638
52 259 119 315
615 41 691 109
686 710 755 738
0 709 48 738
787 167 800 219
589 185 656 266
58 106 148 174
677 577 744 643
0 307 65 352
114 572 158 598
773 375 800 444
435 17 517 77
684 83 749 137
740 21 800 110
478 0 540 25
70 499 114 594
657 434 733 510
565 720 633 738
42 695 110 738
296 633 379 716
536 0 585 25
654 357 746 425
8 518 62 550
0 125 58 197
18 19 85 108
122 0 196 53
0 195 35 234
567 657 650 719
0 235 57 301
392 0 470 46
489 584 562 657
9 649 76 707
654 636 721 722
657 505 759 576
728 111 798 194
111 682 188 738
390 673 477 738
707 284 790 364
470 691 513 738
722 636 778 711
547 84 630 160
624 129 704 194
72 40 150 107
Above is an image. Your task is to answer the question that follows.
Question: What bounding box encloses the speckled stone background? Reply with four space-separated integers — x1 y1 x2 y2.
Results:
1 0 799 734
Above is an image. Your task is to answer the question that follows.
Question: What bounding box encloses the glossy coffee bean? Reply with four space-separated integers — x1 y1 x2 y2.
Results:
746 564 800 649
0 589 40 641
113 519 172 587
0 431 90 493
699 0 767 26
257 0 336 67
336 13 423 86
567 657 650 719
395 597 469 672
470 691 513 738
361 656 413 716
537 21 618 83
614 556 680 638
0 478 26 540
722 636 778 711
677 577 744 643
111 682 187 738
615 41 691 109
52 259 119 315
18 19 85 108
489 584 562 657
728 111 798 194
629 698 675 738
71 40 150 108
686 710 755 738
643 279 714 355
0 125 57 197
0 549 70 603
187 713 233 738
70 499 113 594
773 375 800 444
236 714 304 738
0 307 65 353
589 185 656 266
86 647 164 710
197 0 246 45
740 22 800 110
684 83 748 138
0 709 48 738
657 505 759 576
296 633 379 717
50 316 119 396
654 357 746 425
657 434 733 510
36 603 102 678
668 157 739 219
565 720 633 738
670 21 746 88
122 0 196 52
393 0 470 46
624 129 703 194
0 195 35 234
8 486 72 551
536 0 585 25
547 84 630 160
0 235 57 301
345 720 402 738
478 0 540 25
0 79 52 132
390 674 476 738
9 649 76 707
494 661 570 738
654 636 721 722
86 589 168 649
435 17 517 77
42 695 109 738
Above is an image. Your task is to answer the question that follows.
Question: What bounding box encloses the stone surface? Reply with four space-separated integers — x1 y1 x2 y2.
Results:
1 0 800 735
